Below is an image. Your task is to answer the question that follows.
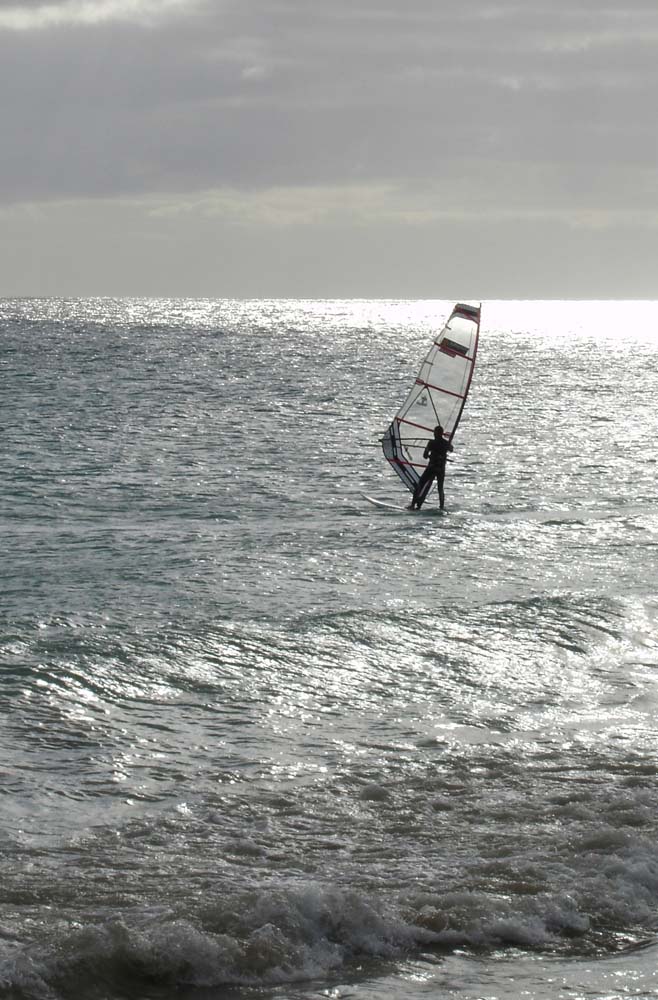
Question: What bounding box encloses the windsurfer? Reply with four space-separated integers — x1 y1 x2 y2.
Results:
409 425 453 510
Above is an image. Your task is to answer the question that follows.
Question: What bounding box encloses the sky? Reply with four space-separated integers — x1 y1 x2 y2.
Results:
1 0 657 298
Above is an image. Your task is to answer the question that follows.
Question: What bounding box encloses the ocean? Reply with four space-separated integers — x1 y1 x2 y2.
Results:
1 297 658 1000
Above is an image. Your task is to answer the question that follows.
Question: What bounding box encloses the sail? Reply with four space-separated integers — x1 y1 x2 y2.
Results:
382 302 480 494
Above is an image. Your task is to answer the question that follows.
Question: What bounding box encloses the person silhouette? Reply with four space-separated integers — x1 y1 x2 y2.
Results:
409 424 453 510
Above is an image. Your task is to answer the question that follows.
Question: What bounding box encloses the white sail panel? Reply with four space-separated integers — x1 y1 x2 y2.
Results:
382 303 480 494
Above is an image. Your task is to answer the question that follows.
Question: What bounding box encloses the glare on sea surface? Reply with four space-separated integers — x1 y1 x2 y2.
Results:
294 297 658 347
485 300 658 345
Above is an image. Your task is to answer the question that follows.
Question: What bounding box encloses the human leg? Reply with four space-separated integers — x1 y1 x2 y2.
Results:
412 468 434 509
436 465 446 509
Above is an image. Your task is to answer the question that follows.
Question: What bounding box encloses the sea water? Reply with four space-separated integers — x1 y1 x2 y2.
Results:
1 298 658 1000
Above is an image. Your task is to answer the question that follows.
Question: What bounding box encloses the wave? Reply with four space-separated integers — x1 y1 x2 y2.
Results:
2 594 656 753
1 885 434 998
2 862 657 1000
2 596 658 998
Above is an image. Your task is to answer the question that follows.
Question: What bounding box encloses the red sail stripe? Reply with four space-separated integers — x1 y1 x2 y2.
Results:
415 378 465 400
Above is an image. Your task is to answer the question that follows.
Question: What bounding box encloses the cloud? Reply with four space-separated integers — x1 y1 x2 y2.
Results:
7 163 658 232
1 0 658 294
3 185 658 298
0 0 199 31
141 173 658 231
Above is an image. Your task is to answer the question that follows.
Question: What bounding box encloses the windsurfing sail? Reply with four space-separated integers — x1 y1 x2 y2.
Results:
382 302 480 495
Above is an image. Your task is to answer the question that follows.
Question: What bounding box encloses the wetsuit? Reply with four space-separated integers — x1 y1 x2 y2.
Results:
411 436 453 510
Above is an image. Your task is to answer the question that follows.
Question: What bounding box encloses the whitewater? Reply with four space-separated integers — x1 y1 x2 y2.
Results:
1 298 658 1000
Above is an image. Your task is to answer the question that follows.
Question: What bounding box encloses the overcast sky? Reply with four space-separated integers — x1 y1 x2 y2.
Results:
1 0 657 297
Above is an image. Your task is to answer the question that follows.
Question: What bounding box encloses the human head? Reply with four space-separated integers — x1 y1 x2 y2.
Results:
434 425 443 437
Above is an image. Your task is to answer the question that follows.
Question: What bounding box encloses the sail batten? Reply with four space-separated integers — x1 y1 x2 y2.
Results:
381 303 480 495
